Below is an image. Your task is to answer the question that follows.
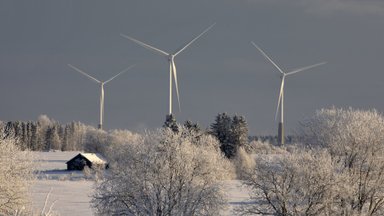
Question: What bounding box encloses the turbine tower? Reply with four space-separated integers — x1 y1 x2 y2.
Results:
68 64 135 130
251 42 326 145
121 23 215 117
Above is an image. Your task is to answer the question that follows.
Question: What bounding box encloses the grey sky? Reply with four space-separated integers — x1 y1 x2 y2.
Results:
1 0 383 135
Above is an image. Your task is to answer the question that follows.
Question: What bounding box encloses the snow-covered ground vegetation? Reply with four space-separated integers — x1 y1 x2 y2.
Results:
0 131 34 215
92 127 235 215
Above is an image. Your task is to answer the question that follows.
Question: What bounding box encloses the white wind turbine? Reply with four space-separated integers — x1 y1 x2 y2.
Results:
68 64 135 130
121 23 216 116
251 42 326 145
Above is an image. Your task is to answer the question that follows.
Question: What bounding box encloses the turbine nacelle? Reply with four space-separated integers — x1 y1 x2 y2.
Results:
168 54 175 62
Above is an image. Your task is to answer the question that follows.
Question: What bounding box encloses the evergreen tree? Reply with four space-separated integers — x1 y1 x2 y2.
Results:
211 113 249 158
163 114 179 133
183 120 203 142
184 120 201 133
230 115 249 154
211 113 233 158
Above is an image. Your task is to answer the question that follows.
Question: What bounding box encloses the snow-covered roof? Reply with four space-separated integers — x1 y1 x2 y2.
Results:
78 153 107 164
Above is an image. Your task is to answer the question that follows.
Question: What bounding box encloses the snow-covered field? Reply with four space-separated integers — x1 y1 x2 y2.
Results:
31 152 94 216
30 151 251 216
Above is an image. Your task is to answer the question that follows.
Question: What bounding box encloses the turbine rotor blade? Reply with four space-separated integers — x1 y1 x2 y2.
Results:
120 34 169 56
275 77 285 121
104 64 135 84
68 64 101 84
251 42 285 75
171 60 181 112
174 23 216 56
286 62 327 76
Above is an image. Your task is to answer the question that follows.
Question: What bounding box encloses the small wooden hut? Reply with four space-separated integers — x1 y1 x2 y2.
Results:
66 153 107 170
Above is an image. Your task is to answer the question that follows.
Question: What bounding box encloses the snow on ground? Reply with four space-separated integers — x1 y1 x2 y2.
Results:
30 151 252 216
222 180 253 215
31 151 94 216
31 180 93 216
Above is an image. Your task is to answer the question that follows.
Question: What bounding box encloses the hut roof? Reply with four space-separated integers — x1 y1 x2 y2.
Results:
66 153 107 165
81 153 106 164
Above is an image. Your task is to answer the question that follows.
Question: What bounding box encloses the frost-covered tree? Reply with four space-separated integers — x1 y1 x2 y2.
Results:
104 129 142 157
239 149 337 216
83 127 108 153
92 127 233 216
66 121 87 150
299 107 384 215
0 131 34 214
44 126 61 150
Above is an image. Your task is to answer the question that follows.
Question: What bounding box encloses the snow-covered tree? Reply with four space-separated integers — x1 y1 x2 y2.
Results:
44 126 61 150
239 149 337 216
104 129 142 157
299 107 384 215
0 130 34 214
83 127 108 153
67 121 88 150
92 127 233 216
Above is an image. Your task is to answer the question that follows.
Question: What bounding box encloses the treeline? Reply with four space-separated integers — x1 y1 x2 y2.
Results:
0 115 89 151
0 113 285 154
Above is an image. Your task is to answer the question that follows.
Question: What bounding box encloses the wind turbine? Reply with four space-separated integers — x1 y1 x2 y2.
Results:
121 23 216 117
251 41 326 145
68 64 135 130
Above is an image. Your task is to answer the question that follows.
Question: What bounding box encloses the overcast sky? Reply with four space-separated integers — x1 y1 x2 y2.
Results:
1 0 384 135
